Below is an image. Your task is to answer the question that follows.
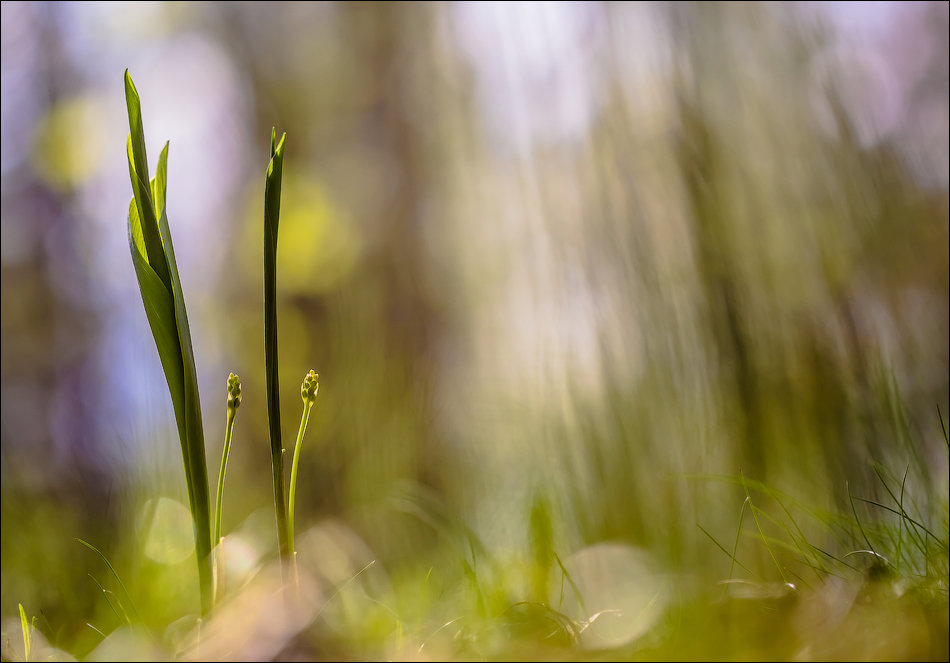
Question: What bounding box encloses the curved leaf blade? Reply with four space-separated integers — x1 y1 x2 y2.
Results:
124 70 211 613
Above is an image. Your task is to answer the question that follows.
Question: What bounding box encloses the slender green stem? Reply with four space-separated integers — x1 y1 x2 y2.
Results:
213 373 241 604
288 370 319 579
214 412 235 551
212 411 233 601
288 405 313 558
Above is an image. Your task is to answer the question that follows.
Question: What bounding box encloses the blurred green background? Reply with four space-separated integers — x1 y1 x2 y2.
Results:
1 1 948 660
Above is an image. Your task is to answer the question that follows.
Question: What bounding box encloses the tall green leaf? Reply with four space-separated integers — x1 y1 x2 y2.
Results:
124 69 212 614
264 129 290 572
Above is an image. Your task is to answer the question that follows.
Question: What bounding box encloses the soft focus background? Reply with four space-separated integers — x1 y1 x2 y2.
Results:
1 1 948 660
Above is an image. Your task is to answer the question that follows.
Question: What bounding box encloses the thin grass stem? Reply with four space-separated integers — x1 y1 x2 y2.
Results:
76 538 141 623
213 373 242 604
741 471 788 583
288 370 319 584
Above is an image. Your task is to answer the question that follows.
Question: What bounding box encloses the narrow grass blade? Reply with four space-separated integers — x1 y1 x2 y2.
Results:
264 129 289 570
86 574 128 626
938 405 948 451
855 498 941 546
697 523 752 576
749 502 826 582
847 480 876 555
740 472 788 583
76 538 141 624
552 551 587 616
731 496 750 579
19 603 31 662
871 463 931 555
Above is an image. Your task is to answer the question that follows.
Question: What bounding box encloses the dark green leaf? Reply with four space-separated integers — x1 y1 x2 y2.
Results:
264 129 289 564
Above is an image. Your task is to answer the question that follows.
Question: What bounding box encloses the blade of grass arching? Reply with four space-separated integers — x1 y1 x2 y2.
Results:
19 604 31 663
808 543 855 578
730 496 750 579
697 523 753 576
87 574 129 627
740 472 788 583
855 498 941 547
898 465 908 574
740 526 823 582
76 538 141 624
263 129 289 571
847 481 875 554
735 476 827 567
749 503 825 582
870 463 930 560
938 405 949 451
693 472 859 574
553 551 587 617
687 472 838 531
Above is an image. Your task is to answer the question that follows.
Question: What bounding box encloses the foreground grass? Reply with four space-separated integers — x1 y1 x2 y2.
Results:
3 461 946 662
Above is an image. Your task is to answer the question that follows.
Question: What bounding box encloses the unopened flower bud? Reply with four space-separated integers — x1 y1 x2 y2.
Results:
227 372 242 412
300 369 319 404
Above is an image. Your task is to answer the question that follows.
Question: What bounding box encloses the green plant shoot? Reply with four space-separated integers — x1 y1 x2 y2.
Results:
19 603 33 662
124 69 212 614
213 372 242 602
263 128 290 577
289 369 319 577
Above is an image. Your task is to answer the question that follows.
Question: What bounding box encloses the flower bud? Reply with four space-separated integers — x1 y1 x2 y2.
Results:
300 369 319 404
227 372 242 412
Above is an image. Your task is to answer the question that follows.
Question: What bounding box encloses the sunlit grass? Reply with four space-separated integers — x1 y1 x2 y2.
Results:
2 449 946 661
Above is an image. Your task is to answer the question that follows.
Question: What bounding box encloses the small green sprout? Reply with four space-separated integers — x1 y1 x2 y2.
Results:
213 372 242 603
288 369 319 578
19 603 33 662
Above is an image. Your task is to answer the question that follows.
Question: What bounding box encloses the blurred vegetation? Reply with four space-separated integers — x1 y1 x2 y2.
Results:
1 2 947 660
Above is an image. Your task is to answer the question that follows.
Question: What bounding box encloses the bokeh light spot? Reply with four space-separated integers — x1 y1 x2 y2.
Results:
279 172 362 294
30 94 107 191
137 497 195 565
